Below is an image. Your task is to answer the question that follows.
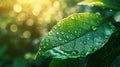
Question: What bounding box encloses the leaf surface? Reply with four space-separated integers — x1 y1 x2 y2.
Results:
37 13 116 59
78 0 120 10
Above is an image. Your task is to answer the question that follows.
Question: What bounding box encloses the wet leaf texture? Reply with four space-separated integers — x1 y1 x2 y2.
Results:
37 13 116 59
78 0 120 10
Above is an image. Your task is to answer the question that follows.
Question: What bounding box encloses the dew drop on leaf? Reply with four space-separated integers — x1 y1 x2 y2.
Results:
46 44 49 46
86 52 90 55
43 46 46 48
56 32 59 34
72 50 79 54
109 9 112 11
66 35 69 38
58 37 62 40
92 26 97 30
61 32 64 34
65 40 67 42
46 39 49 42
68 30 71 32
71 16 74 19
75 31 77 34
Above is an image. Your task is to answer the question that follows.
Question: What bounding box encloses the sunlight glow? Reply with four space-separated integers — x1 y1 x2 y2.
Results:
13 4 22 13
32 4 41 16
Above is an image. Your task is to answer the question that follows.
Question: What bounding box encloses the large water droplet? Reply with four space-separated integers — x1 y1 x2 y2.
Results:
92 26 97 30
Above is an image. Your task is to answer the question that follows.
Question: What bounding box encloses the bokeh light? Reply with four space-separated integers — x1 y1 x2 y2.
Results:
10 24 18 32
13 4 22 13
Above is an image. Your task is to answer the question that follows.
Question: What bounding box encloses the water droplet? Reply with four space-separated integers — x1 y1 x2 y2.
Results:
109 9 112 11
39 48 41 51
43 46 46 48
96 12 101 15
71 16 74 19
102 7 105 9
83 41 87 45
114 12 120 22
87 38 90 40
68 30 70 32
46 39 49 42
58 24 61 27
66 36 69 38
61 32 64 34
46 44 49 46
62 40 65 43
72 50 79 54
92 26 97 30
58 37 62 40
54 26 57 29
65 40 67 42
94 47 97 50
56 32 59 34
86 52 90 55
52 44 55 47
75 31 77 33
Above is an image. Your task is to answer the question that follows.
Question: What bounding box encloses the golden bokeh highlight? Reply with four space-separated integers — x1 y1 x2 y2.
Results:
23 31 31 38
13 4 22 13
10 24 18 32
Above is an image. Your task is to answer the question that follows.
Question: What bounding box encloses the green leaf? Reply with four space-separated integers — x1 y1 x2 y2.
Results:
78 0 120 10
37 13 116 59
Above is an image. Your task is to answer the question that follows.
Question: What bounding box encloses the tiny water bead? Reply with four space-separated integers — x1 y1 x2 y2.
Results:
87 37 90 40
61 32 64 34
56 32 59 34
46 43 49 46
71 16 75 19
109 9 113 11
66 35 69 38
58 37 62 40
86 52 90 55
65 40 68 42
92 26 97 30
43 46 46 48
75 31 77 34
72 50 79 54
114 12 120 22
68 30 71 33
96 12 101 15
46 39 49 42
